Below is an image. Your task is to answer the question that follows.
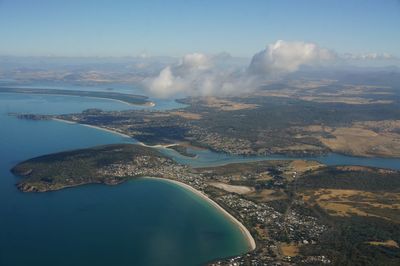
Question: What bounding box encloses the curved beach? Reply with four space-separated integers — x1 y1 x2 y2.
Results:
0 90 155 107
52 118 133 138
52 118 256 250
145 177 257 251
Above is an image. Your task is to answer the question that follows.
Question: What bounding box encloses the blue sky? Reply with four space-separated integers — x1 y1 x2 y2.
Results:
0 0 399 57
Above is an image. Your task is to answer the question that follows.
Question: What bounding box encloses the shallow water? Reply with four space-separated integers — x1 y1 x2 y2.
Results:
0 81 187 111
0 93 248 266
158 146 400 170
1 90 399 265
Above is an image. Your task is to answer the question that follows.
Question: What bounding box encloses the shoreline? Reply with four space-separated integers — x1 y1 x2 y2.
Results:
43 119 400 171
52 118 186 150
52 118 133 138
138 142 179 149
0 90 155 107
144 176 256 252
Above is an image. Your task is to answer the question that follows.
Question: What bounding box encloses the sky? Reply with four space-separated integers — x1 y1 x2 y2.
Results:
0 0 399 57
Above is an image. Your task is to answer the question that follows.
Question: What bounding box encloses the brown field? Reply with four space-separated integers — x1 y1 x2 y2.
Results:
280 243 300 257
300 189 400 221
300 96 392 105
255 83 394 105
169 111 202 120
201 97 259 111
289 79 336 89
208 182 254 194
254 91 293 98
355 120 400 133
303 122 400 158
289 160 323 174
272 144 324 153
366 240 399 248
255 173 273 181
246 189 287 202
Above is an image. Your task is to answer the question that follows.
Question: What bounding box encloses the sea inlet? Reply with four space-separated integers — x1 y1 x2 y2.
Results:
0 93 249 266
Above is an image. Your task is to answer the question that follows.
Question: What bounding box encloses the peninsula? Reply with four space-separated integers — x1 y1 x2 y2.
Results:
38 81 400 159
11 144 400 265
0 87 153 106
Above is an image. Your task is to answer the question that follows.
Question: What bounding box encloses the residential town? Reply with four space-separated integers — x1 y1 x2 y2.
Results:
96 154 330 265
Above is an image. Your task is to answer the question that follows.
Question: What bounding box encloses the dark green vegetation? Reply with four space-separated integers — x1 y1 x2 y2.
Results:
196 160 400 265
183 96 400 154
58 109 189 145
53 80 400 157
183 96 400 130
9 142 400 264
298 166 400 192
12 144 169 192
0 87 150 105
303 216 400 266
297 166 400 265
9 78 400 264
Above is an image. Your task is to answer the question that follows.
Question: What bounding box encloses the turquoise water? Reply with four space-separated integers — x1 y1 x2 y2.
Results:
159 146 400 170
1 91 400 266
0 94 248 266
0 81 187 111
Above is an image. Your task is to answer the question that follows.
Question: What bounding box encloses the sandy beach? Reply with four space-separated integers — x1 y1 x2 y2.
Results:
145 177 257 251
66 95 155 107
53 118 185 151
52 118 256 251
2 90 155 107
138 142 178 149
52 118 133 138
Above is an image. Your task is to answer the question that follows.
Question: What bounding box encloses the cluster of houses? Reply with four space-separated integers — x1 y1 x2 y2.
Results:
97 154 330 265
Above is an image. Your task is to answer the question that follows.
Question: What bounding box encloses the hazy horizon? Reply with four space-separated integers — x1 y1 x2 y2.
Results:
1 0 400 97
1 0 399 58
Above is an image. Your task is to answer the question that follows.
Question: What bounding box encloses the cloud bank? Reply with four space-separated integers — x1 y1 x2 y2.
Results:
248 40 337 75
146 52 252 98
343 52 397 60
145 40 393 98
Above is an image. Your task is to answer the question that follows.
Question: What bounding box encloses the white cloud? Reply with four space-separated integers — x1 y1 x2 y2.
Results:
343 52 397 60
146 40 397 98
147 66 186 98
179 53 211 71
248 40 337 75
145 41 338 98
145 52 252 98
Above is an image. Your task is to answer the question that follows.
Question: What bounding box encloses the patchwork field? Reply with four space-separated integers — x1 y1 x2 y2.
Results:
302 121 400 157
300 188 400 221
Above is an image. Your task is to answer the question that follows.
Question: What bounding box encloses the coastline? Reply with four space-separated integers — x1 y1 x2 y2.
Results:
0 90 155 107
144 176 257 252
138 142 178 149
52 118 133 138
93 97 155 107
47 119 400 171
52 118 188 151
